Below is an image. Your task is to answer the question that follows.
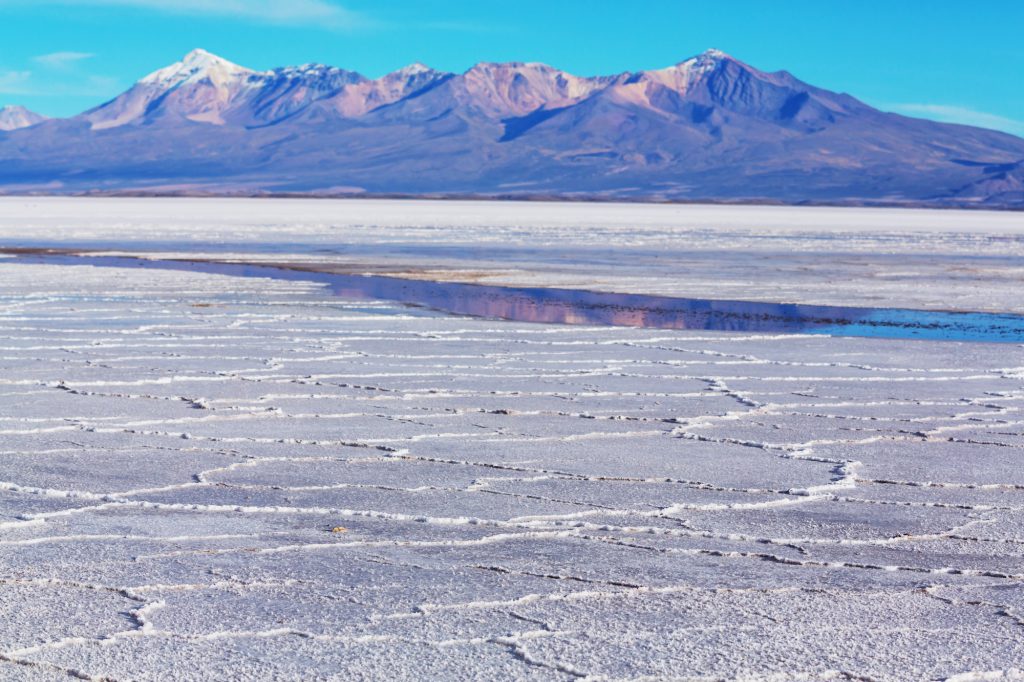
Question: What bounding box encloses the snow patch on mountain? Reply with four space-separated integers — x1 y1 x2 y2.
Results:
0 105 47 131
6 48 1023 207
643 48 733 93
140 48 258 88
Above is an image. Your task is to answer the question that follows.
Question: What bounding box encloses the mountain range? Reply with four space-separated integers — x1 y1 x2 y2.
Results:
1 48 1022 207
0 105 48 131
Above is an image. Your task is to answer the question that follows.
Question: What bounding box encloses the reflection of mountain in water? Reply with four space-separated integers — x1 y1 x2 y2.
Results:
329 277 867 333
12 254 1024 343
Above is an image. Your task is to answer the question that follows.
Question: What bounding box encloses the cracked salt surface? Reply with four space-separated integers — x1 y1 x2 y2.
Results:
1 200 1023 681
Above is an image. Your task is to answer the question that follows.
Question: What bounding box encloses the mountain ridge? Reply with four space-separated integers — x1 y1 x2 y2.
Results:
2 48 1022 207
0 105 48 131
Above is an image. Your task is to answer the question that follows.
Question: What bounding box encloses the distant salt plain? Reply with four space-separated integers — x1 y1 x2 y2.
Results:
0 198 1022 680
3 197 1024 312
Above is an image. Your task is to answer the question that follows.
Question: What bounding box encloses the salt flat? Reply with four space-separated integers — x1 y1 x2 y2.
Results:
1 197 1023 312
0 199 1023 680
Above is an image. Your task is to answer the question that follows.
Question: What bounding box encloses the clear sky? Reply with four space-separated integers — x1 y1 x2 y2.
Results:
2 0 1022 136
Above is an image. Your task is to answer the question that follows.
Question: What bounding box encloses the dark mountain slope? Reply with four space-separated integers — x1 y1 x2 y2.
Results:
1 48 1021 207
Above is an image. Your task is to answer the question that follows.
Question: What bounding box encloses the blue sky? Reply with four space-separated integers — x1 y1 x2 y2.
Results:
2 0 1022 136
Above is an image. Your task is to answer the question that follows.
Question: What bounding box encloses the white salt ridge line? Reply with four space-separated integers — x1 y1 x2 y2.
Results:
775 410 1014 425
0 518 46 531
0 334 321 344
399 451 837 497
2 447 827 519
103 411 387 428
506 503 963 549
0 376 244 389
0 653 103 681
0 532 303 548
242 370 1016 384
195 454 392 480
924 420 1024 435
671 429 863 495
120 504 1000 566
946 436 1024 450
861 478 1024 491
245 369 671 380
56 424 396 451
922 586 1024 644
192 472 612 511
133 529 583 561
338 388 720 398
18 499 680 544
397 583 723 618
0 425 81 435
943 671 1024 682
79 421 672 446
1 573 297 593
580 535 1024 580
1 449 403 500
51 386 272 406
833 495 1022 513
129 578 302 593
0 480 124 501
471 485 622 512
0 416 116 424
650 355 979 375
396 579 1014 631
4 601 167 660
656 495 830 513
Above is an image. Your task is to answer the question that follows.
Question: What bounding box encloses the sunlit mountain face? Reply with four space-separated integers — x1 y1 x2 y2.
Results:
1 48 1022 207
0 105 47 131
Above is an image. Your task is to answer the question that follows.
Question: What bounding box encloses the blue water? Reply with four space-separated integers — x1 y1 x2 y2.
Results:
9 253 1024 343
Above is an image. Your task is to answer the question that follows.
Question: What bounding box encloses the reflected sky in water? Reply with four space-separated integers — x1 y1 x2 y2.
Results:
12 254 1024 343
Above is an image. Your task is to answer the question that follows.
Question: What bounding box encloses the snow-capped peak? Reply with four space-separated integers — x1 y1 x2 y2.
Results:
639 49 735 93
675 48 733 72
183 48 224 65
270 63 366 89
139 48 257 88
396 62 432 76
379 63 441 87
700 48 730 60
0 105 48 131
276 62 351 76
